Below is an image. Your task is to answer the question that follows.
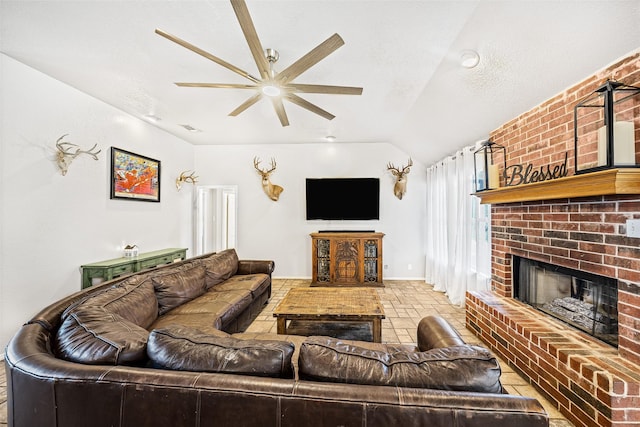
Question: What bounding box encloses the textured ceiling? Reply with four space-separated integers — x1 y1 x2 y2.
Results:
1 0 639 166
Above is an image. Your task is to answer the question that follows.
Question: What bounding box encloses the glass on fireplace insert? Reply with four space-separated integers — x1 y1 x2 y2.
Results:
514 256 618 347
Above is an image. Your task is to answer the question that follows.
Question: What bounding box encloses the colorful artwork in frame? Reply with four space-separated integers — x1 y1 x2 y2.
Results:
110 147 161 202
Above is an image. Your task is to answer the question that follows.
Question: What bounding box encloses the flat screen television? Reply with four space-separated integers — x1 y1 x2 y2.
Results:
305 178 380 220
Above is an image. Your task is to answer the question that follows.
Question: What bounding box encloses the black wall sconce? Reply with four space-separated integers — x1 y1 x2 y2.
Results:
574 79 640 174
474 140 506 192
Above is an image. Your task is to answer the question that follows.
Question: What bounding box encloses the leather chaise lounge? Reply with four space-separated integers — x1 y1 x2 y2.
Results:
5 248 549 427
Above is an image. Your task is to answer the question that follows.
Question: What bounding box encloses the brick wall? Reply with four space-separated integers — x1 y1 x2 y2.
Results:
491 197 640 364
491 52 640 175
465 50 640 427
489 50 640 364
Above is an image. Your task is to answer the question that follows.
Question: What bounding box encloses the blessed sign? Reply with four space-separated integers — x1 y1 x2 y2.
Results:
503 152 568 187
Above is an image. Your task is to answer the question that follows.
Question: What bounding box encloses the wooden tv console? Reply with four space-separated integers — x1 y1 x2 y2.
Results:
310 231 384 287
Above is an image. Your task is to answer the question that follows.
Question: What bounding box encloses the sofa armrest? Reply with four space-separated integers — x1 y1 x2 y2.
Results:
237 260 275 275
417 315 466 351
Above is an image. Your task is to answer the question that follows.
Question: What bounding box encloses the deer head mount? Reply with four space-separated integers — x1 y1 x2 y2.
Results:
175 170 198 191
55 134 101 176
253 157 283 201
387 158 413 200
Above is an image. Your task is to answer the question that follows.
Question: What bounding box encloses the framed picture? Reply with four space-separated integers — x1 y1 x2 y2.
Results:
110 147 161 202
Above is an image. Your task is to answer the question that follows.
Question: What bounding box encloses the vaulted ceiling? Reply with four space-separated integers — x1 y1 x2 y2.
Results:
2 1 639 166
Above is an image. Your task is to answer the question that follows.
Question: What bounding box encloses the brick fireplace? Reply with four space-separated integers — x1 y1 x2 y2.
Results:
466 50 640 427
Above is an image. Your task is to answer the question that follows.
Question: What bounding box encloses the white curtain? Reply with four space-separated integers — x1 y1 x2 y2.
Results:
425 145 491 306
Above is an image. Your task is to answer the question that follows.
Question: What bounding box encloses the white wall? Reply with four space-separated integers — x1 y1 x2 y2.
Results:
194 143 426 280
0 54 428 353
0 54 195 351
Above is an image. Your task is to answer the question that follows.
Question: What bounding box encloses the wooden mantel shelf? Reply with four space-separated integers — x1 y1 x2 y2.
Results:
473 168 640 204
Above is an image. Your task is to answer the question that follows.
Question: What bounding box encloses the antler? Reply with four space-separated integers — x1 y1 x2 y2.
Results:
402 158 413 173
56 134 77 154
56 135 101 160
175 170 199 190
253 156 277 175
387 158 413 175
55 134 101 175
179 171 198 183
75 143 101 160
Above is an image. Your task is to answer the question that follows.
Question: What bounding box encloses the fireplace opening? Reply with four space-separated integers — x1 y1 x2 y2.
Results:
513 256 618 347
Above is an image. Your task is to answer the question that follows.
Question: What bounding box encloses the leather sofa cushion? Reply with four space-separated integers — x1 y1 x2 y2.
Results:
201 248 239 289
298 336 503 393
210 273 270 299
55 306 149 364
147 325 295 378
151 264 207 315
164 288 253 328
63 275 158 329
232 332 306 379
150 313 223 335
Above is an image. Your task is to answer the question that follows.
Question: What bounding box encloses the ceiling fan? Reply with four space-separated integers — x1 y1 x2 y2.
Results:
155 0 363 127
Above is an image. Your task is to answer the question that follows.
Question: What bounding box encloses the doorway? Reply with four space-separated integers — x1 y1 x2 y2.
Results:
193 185 238 256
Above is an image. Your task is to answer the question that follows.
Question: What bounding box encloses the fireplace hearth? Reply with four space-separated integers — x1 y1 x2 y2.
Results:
513 256 618 347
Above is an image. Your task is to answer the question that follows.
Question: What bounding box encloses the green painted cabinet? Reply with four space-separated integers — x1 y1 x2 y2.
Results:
80 248 188 289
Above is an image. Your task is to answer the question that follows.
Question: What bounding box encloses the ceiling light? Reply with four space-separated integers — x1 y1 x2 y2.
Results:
262 84 281 97
180 124 202 133
325 135 336 142
144 114 162 122
460 50 480 68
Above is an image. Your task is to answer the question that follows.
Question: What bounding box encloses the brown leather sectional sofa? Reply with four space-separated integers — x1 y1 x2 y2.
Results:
5 249 549 427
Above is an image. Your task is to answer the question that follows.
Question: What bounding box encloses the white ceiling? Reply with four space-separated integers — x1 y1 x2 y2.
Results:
2 0 639 166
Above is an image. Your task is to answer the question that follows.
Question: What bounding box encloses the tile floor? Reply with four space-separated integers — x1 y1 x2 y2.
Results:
0 279 573 426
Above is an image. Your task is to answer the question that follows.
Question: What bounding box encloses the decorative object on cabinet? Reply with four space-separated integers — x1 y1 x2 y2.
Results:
473 140 506 191
574 79 640 174
80 248 187 289
310 232 384 287
110 147 161 202
386 158 413 200
175 170 198 190
123 244 139 257
55 134 101 176
253 157 283 201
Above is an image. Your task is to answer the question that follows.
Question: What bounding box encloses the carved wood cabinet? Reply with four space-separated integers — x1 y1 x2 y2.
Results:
310 232 384 287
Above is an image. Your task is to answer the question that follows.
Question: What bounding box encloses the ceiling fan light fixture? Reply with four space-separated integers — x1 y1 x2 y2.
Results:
156 0 362 127
460 49 480 68
261 84 281 97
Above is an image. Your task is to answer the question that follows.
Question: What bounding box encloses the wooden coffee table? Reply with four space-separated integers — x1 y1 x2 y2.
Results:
273 287 385 342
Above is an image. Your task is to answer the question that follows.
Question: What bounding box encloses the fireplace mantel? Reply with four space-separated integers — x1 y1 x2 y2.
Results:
473 168 640 204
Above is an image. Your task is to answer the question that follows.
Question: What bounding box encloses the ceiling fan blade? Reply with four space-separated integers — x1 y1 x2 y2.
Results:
270 97 290 127
155 28 260 83
276 33 345 84
230 0 270 80
229 93 263 116
176 83 257 89
286 94 335 121
288 83 363 95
